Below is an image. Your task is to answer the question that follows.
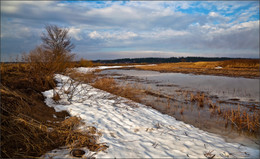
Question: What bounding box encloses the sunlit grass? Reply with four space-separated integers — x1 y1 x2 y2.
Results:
135 59 260 78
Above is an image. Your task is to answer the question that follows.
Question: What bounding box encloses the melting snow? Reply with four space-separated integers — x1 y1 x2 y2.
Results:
215 66 223 69
74 64 155 74
41 67 259 158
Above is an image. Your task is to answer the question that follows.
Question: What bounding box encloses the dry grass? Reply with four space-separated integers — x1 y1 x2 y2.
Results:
78 58 94 67
1 63 106 158
141 88 260 135
1 108 107 158
66 69 98 84
186 90 260 134
91 77 145 104
219 107 260 134
221 59 259 68
135 59 260 78
190 92 205 107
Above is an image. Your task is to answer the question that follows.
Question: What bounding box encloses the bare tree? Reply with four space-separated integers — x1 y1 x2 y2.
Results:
23 25 75 74
40 25 75 72
41 25 75 60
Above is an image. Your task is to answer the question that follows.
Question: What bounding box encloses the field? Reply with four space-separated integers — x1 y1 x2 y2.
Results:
134 59 260 78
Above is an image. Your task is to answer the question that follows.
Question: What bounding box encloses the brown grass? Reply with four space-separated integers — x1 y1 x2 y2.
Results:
218 106 260 134
135 59 260 78
186 90 260 134
78 58 94 67
1 63 106 158
190 92 205 107
91 78 145 104
142 88 260 135
66 69 99 84
1 108 107 158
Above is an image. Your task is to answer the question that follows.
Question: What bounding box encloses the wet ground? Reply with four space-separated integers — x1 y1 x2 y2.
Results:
98 69 260 149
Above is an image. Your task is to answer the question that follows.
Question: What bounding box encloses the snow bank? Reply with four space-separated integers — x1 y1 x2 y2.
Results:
74 64 156 74
42 73 259 158
75 66 124 73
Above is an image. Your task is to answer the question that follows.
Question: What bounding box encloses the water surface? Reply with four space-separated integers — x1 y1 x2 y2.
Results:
101 69 259 103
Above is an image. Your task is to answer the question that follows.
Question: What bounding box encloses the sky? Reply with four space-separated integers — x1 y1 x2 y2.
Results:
1 1 259 61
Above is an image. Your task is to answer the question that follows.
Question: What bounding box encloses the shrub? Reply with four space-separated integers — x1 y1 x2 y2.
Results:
79 58 93 67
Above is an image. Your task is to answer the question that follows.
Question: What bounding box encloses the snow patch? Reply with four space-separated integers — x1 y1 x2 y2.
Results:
42 73 259 158
215 66 223 69
74 65 155 74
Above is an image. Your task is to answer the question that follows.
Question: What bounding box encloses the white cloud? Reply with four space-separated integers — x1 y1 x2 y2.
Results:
1 5 18 14
232 20 259 30
88 31 137 40
117 32 138 40
208 20 259 36
69 27 82 41
209 12 219 17
1 1 55 14
88 31 102 39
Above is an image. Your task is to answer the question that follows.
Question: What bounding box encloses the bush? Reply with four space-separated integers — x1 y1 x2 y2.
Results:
79 58 93 67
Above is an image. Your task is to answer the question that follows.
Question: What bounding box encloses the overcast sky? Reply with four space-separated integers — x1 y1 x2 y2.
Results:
1 1 259 61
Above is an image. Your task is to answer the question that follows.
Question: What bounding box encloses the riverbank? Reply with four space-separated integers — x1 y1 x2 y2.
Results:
42 72 259 158
98 68 260 149
134 59 259 78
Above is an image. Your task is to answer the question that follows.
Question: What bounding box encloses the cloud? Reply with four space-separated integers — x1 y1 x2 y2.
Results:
69 27 83 41
1 1 259 61
88 31 101 39
88 31 137 40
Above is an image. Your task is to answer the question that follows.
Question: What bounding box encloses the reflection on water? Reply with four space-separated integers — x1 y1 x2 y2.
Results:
102 69 259 103
99 69 260 149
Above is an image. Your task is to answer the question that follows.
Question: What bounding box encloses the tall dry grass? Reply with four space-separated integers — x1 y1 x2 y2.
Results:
187 91 260 134
219 106 259 134
78 58 94 67
1 63 107 158
91 78 145 104
220 59 259 68
1 106 106 158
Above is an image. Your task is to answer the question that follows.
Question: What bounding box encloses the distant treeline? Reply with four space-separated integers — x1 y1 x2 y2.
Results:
93 57 246 64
